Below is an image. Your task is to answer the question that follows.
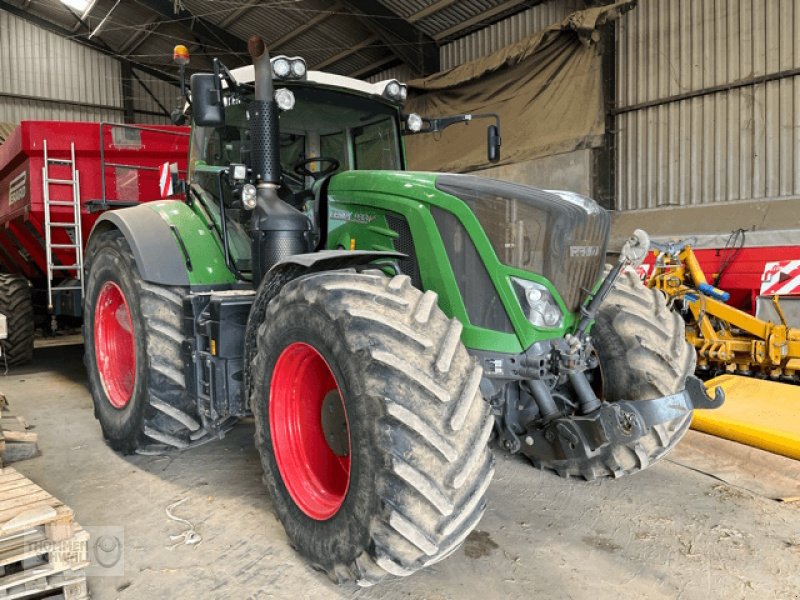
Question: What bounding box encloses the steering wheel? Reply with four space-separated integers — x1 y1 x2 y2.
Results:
293 156 340 180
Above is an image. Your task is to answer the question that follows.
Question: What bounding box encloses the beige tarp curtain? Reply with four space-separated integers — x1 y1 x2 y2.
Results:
404 2 635 173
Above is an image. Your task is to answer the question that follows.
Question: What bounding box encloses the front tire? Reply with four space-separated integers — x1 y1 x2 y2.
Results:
251 271 495 586
0 274 34 366
84 229 204 454
584 268 696 479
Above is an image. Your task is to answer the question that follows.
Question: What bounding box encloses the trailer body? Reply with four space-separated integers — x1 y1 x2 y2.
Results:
0 120 189 316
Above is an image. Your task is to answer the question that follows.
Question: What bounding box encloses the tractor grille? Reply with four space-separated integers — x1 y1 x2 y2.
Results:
435 175 610 312
385 213 423 290
556 195 610 310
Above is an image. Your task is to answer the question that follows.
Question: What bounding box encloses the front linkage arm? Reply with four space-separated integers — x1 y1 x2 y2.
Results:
575 228 650 339
526 375 724 472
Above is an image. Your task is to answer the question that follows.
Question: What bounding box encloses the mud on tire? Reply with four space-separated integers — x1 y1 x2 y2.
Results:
537 268 696 481
250 271 495 586
84 229 204 454
0 274 34 366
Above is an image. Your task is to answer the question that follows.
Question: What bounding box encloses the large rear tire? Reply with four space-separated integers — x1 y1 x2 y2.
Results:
84 229 205 454
0 274 34 366
536 269 696 480
250 271 495 586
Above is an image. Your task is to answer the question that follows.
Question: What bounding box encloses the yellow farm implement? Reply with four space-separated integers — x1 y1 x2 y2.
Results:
647 243 800 380
647 242 800 460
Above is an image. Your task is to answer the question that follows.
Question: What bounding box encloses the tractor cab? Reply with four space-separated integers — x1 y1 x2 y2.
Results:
185 65 412 276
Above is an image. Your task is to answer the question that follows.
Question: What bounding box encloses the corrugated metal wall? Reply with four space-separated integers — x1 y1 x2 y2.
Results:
366 64 417 84
440 0 582 69
616 0 800 210
130 73 177 124
0 11 174 126
0 11 122 123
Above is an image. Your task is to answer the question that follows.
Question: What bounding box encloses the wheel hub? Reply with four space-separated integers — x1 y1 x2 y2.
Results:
94 281 136 409
269 342 351 521
321 390 349 457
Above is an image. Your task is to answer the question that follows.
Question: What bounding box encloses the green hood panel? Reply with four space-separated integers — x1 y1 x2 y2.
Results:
325 170 587 354
329 170 439 198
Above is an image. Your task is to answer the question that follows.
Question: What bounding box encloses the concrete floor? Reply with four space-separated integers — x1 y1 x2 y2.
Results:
3 346 799 600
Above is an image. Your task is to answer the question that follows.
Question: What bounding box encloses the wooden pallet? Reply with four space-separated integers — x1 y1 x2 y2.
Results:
0 396 39 466
0 468 87 599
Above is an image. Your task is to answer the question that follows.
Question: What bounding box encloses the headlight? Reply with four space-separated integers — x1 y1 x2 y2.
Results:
291 59 306 78
399 84 408 101
511 278 563 328
406 112 422 132
272 57 290 78
272 55 306 80
384 80 401 100
274 88 295 110
230 163 247 181
241 184 257 210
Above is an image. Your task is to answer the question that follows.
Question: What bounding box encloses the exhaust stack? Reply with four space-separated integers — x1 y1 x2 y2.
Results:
248 35 281 185
246 35 311 283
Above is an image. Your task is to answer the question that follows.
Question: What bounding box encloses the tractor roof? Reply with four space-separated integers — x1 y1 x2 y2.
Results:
229 65 404 105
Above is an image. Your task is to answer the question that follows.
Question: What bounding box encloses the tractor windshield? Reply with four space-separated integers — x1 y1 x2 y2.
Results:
189 85 403 188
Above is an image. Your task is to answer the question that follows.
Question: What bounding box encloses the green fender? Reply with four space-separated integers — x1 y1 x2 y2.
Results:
88 201 236 287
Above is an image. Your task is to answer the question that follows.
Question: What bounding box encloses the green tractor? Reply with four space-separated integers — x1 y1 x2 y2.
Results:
84 36 722 585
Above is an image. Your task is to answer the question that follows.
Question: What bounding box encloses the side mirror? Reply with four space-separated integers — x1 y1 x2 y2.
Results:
487 124 501 162
190 73 224 127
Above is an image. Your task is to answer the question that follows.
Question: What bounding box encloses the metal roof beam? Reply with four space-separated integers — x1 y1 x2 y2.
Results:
407 0 458 23
348 55 399 79
118 16 161 56
132 0 248 62
338 0 439 76
218 0 260 28
269 2 341 50
433 0 530 41
312 34 378 70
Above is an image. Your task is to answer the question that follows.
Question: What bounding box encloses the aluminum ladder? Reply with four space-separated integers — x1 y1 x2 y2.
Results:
42 140 84 310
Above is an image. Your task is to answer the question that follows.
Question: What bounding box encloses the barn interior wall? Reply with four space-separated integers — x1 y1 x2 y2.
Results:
0 11 174 128
614 0 800 239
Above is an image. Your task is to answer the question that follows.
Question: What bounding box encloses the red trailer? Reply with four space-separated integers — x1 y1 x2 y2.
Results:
0 120 189 364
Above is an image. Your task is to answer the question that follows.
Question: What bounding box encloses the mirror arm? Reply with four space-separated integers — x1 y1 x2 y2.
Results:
213 57 240 95
421 112 500 134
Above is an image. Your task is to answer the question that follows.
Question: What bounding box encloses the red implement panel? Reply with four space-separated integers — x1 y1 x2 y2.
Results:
0 121 189 280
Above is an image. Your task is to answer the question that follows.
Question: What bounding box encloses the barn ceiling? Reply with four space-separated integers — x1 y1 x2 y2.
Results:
0 0 552 82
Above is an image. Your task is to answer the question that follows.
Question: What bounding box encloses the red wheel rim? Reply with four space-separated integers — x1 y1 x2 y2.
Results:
94 281 136 409
270 342 351 520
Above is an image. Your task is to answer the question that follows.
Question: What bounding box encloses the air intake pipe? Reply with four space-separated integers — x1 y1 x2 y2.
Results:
247 35 311 284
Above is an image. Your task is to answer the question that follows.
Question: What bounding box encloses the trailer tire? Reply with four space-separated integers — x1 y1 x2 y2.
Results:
534 269 696 481
0 274 34 366
84 229 204 454
250 271 495 585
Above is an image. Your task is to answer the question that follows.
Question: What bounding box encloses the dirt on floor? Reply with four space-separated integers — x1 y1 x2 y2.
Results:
3 346 799 600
